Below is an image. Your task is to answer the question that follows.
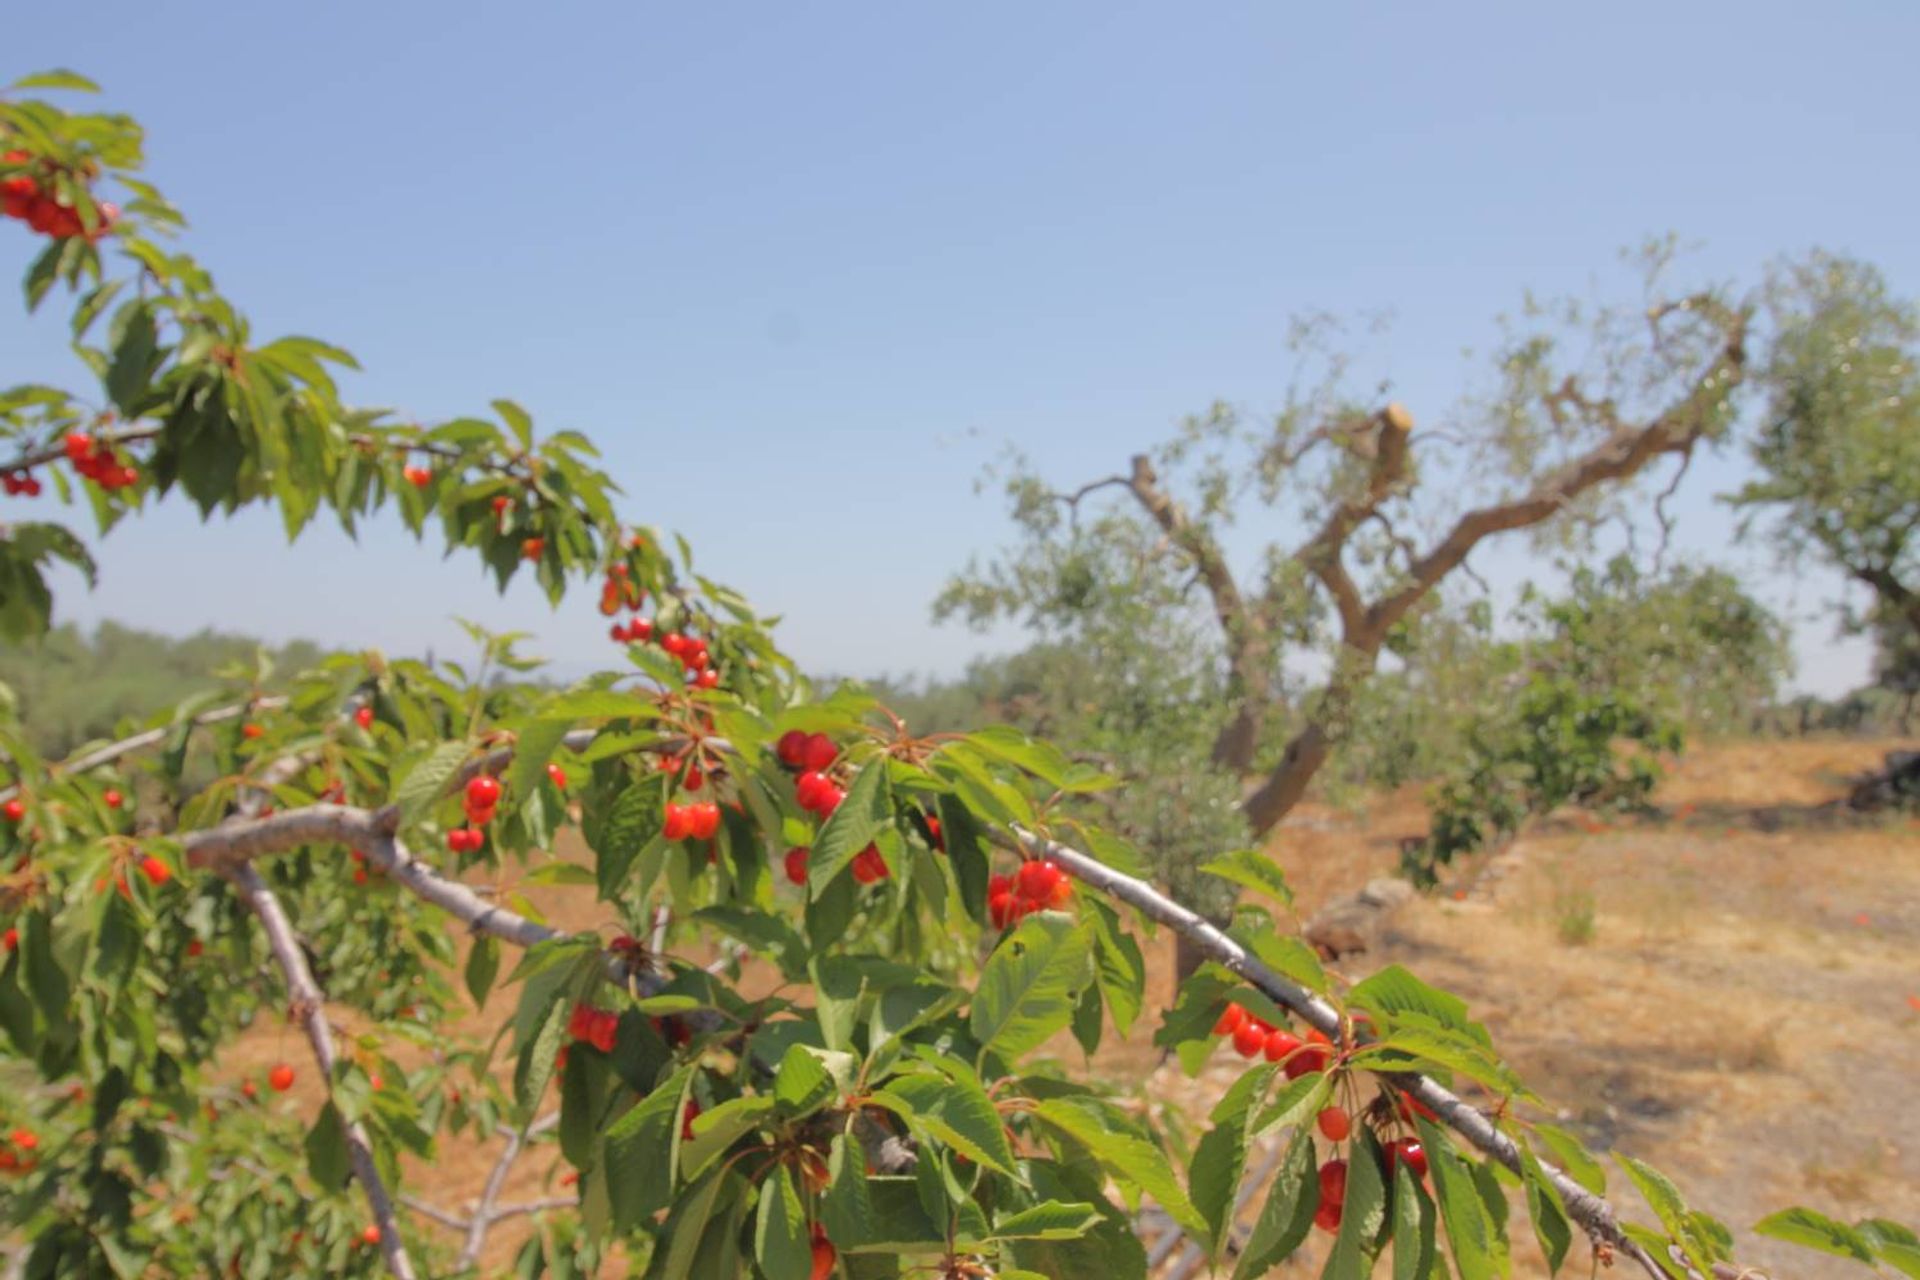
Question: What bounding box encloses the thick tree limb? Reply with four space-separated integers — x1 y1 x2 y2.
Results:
223 862 418 1280
1124 453 1274 768
1243 303 1748 835
1003 824 1671 1280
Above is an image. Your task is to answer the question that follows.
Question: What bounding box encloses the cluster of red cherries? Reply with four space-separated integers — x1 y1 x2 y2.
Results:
662 800 722 842
64 431 140 490
607 600 721 690
1213 1001 1431 1230
2 150 119 241
444 764 566 854
447 775 503 854
986 860 1073 927
1 470 42 497
0 1127 39 1175
773 731 892 885
567 1002 619 1053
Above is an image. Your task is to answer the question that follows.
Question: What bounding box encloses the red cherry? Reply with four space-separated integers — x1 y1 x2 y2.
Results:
800 733 837 772
628 618 654 642
1231 1021 1267 1059
1283 1039 1330 1079
1017 860 1063 902
445 829 467 854
662 804 691 842
268 1064 295 1092
924 815 944 851
851 844 889 884
1263 1030 1302 1064
660 633 689 657
465 776 502 809
521 536 544 561
1385 1138 1428 1180
361 1225 381 1246
694 669 720 689
776 730 809 766
1314 1200 1343 1233
186 939 204 958
1 800 24 823
138 855 170 886
693 802 721 840
1047 877 1073 908
104 789 123 810
241 723 264 740
811 1231 837 1280
491 494 511 514
241 1080 256 1100
403 465 431 488
680 1099 700 1143
794 771 828 811
1318 1157 1348 1203
988 891 1015 929
1317 1106 1351 1141
353 705 375 729
546 763 567 790
2 928 17 952
352 868 369 885
1214 1002 1248 1037
784 846 810 886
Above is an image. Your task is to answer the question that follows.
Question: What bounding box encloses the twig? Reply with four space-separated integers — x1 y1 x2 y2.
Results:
0 695 289 801
457 1111 560 1267
223 863 417 1280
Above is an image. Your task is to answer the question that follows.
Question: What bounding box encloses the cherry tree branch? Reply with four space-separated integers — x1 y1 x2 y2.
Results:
459 1113 563 1268
0 423 164 472
0 695 289 802
222 862 417 1280
1002 824 1671 1280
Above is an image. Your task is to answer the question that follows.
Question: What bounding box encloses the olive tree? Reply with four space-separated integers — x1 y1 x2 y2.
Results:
939 257 1751 906
1730 252 1920 703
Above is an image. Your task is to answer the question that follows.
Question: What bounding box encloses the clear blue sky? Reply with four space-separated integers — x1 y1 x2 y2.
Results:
6 3 1915 695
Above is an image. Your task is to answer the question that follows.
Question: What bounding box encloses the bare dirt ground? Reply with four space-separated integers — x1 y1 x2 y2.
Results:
223 737 1920 1276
